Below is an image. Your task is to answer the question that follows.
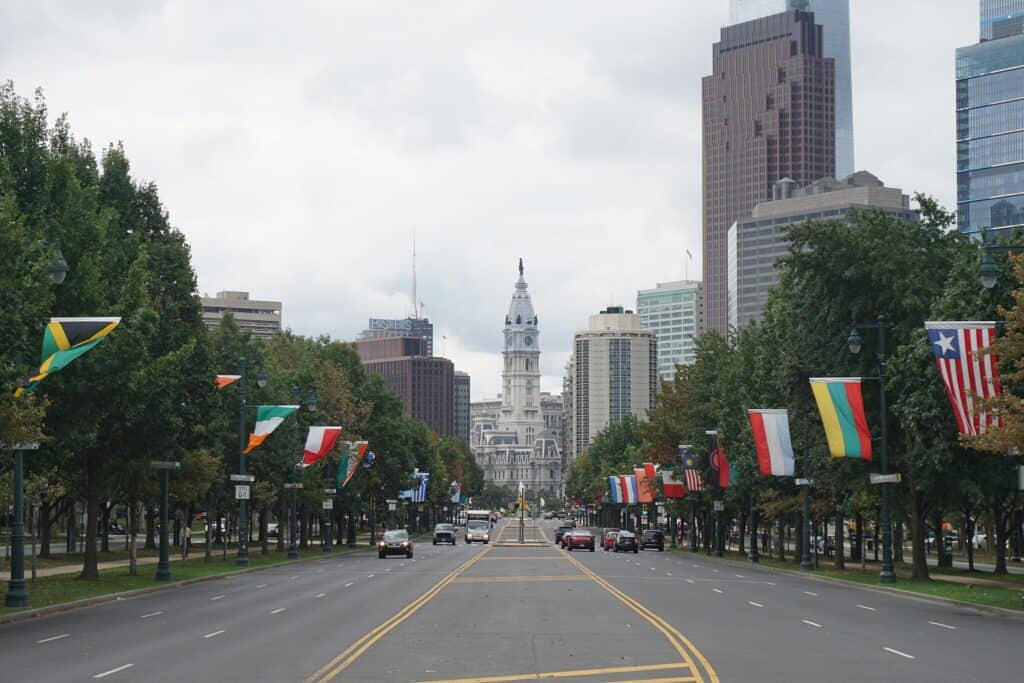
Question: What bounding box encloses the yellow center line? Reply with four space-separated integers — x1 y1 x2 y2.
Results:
304 547 492 683
450 575 589 584
477 556 562 561
420 661 691 683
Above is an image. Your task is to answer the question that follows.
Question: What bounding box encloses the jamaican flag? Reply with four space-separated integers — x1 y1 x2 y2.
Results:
15 317 121 396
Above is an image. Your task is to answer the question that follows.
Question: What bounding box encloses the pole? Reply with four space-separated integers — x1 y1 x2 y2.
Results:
236 358 249 567
748 492 760 563
288 487 299 560
877 317 896 584
800 482 812 571
689 498 698 552
155 468 171 581
4 449 29 607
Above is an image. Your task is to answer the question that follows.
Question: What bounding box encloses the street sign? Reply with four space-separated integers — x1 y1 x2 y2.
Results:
713 500 724 512
230 474 255 483
387 499 397 511
283 483 304 490
795 478 813 487
235 485 250 500
322 499 334 510
150 461 181 470
869 473 902 485
323 488 337 495
11 443 40 450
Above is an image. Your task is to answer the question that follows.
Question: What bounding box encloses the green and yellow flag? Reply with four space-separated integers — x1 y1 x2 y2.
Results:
15 317 121 396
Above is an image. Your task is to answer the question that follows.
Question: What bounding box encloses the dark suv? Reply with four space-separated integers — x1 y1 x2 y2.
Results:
433 523 456 545
614 530 639 553
640 529 665 551
378 529 413 558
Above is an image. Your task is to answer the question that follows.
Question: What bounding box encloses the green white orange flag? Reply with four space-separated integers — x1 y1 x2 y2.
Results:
244 405 298 453
216 374 240 389
15 317 121 396
337 441 369 489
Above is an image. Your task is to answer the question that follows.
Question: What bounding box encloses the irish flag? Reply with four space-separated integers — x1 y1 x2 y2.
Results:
810 378 872 461
337 441 369 488
244 405 298 453
748 409 795 477
662 469 686 498
302 426 343 467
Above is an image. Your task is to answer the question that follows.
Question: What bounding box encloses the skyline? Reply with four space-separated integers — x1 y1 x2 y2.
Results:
0 1 978 399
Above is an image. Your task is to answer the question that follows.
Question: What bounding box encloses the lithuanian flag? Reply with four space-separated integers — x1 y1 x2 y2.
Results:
809 378 872 462
244 405 298 453
15 317 121 396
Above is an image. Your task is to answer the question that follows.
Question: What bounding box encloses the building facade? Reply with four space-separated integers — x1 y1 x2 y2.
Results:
729 0 854 177
201 291 282 339
727 172 917 329
470 262 563 496
355 336 454 437
702 9 836 334
454 371 471 445
570 307 658 459
358 317 434 356
957 2 1024 236
636 280 702 380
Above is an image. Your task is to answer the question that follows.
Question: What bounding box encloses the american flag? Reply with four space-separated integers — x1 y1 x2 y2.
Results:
679 445 704 493
925 322 1001 436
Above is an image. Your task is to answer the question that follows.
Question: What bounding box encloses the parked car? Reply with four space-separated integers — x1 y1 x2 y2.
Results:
640 529 664 551
565 529 595 552
433 523 457 545
601 528 621 551
378 529 414 558
267 522 279 538
614 530 639 553
554 525 574 545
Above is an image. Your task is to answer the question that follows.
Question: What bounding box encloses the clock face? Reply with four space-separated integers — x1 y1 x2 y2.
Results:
524 335 533 346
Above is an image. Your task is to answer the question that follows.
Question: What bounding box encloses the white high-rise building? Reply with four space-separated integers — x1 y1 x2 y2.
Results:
471 261 562 496
636 280 702 380
729 0 854 178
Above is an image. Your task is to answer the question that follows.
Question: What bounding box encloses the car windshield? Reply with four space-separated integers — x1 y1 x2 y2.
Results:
619 531 634 538
435 524 453 532
383 530 408 542
644 530 660 537
468 521 488 530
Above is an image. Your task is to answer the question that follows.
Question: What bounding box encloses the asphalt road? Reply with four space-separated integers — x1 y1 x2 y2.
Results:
0 519 1020 682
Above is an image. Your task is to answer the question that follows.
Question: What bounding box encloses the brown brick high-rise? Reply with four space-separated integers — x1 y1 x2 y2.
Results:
702 10 835 334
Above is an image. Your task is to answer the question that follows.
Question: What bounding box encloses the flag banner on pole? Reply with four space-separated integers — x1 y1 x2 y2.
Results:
361 450 376 468
748 409 795 477
450 481 461 504
15 317 121 396
399 469 430 502
634 465 657 503
661 469 686 498
301 426 343 467
215 374 240 390
607 476 622 504
706 431 732 488
337 441 369 488
810 378 872 461
925 321 1001 436
244 405 299 453
620 474 639 504
679 445 704 492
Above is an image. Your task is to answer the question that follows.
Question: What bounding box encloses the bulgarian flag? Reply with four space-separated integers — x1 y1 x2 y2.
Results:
15 317 121 396
216 374 240 389
302 426 343 467
244 405 298 453
337 441 369 488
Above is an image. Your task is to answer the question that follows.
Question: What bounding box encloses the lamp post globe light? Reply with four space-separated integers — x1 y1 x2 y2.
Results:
848 317 897 584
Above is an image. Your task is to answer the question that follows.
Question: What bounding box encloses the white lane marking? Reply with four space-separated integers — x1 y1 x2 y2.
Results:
748 601 764 608
765 582 777 586
650 567 656 571
210 595 225 601
36 634 70 643
386 568 392 572
315 593 327 598
712 588 723 594
93 664 134 678
712 569 719 573
686 579 695 584
270 608 286 615
344 582 353 587
289 575 298 580
802 620 822 628
203 630 225 639
857 604 877 611
140 611 163 619
666 572 673 576
316 569 324 573
400 563 406 567
255 584 267 589
692 564 699 568
884 647 915 660
803 591 818 597
929 621 956 630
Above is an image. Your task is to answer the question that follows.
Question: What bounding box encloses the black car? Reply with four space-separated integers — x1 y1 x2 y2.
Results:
554 525 573 545
433 523 456 545
640 529 664 551
378 529 414 558
614 530 639 553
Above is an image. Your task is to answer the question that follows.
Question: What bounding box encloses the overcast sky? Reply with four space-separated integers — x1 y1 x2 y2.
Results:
0 1 978 400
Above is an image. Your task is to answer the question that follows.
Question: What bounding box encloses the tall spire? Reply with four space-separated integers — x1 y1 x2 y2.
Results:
519 257 524 278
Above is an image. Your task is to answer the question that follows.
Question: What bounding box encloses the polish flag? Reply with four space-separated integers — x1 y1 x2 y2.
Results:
748 409 795 477
302 426 343 467
662 469 686 498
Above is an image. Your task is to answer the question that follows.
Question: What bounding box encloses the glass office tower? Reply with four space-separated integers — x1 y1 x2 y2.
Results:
729 0 854 178
957 2 1024 236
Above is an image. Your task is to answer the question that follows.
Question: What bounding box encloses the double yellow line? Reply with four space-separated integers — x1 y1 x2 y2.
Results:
562 552 720 683
305 547 491 682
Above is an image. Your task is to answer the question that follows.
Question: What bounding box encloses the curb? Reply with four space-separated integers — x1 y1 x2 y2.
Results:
673 549 1024 620
0 544 376 626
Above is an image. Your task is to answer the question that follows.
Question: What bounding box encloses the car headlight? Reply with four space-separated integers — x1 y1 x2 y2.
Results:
378 541 385 547
401 541 408 546
483 534 489 540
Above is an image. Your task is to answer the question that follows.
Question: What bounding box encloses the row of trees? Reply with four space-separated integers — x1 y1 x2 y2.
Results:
568 197 1024 578
0 83 482 580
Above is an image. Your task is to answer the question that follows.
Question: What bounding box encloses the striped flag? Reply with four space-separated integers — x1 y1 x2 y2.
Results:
244 405 298 453
15 317 121 396
607 476 622 504
400 469 430 502
679 445 704 492
301 426 343 467
706 431 731 488
215 374 240 389
748 409 795 477
810 378 872 461
661 469 686 498
337 441 369 488
925 322 1001 436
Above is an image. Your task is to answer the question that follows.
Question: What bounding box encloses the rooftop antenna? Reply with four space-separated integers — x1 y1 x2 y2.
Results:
412 226 418 319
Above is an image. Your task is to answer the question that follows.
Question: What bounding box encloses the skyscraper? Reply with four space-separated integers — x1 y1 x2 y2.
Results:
729 0 854 178
702 9 836 334
201 291 282 340
454 371 471 445
636 280 702 380
358 317 434 356
957 2 1024 236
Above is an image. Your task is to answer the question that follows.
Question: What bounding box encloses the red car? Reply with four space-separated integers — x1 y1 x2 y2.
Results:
566 530 595 552
601 528 621 551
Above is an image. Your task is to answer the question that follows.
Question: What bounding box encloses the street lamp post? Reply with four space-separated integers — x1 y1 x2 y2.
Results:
689 498 699 552
234 359 267 567
152 461 181 581
797 476 813 571
284 483 302 559
848 317 897 584
322 488 335 553
748 492 760 563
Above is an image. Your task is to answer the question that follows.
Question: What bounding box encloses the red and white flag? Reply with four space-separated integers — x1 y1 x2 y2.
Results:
302 426 343 467
925 322 1001 436
748 409 795 477
662 469 686 498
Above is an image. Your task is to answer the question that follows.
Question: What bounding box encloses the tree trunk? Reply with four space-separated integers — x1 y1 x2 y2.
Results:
81 452 101 580
776 512 785 562
794 510 803 565
145 506 157 550
128 500 138 576
852 513 862 562
933 511 947 569
832 512 845 570
261 504 270 556
737 510 747 554
100 502 111 553
300 504 309 549
910 490 929 580
993 503 1009 575
39 499 52 559
276 501 285 553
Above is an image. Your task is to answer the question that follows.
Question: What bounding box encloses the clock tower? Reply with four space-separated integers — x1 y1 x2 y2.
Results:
500 259 544 446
